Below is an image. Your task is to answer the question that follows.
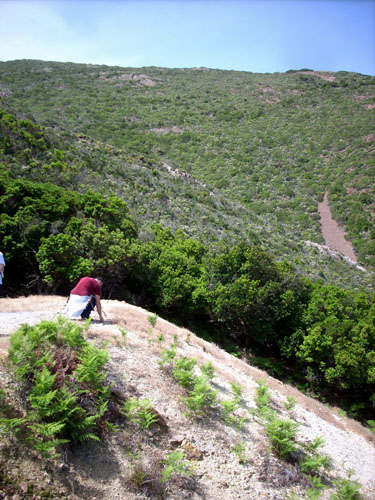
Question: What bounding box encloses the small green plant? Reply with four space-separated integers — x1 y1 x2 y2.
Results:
221 398 239 421
180 376 217 416
264 416 300 459
156 333 164 345
125 451 148 488
119 327 128 344
147 314 158 328
125 449 165 495
330 472 363 500
200 361 215 381
254 379 271 408
232 441 248 464
230 382 243 401
121 398 159 430
252 379 275 421
221 398 248 429
131 463 147 488
0 416 27 437
306 475 326 499
161 450 194 483
300 437 330 475
284 395 297 412
158 338 178 367
172 357 197 388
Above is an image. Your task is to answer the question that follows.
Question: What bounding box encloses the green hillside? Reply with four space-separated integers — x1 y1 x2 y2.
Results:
0 60 374 289
1 60 375 422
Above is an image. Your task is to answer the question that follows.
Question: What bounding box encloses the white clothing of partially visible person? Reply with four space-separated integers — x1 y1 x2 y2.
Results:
64 294 91 319
0 251 5 295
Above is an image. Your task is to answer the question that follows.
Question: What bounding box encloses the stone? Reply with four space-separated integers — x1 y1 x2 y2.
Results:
169 434 184 446
181 439 202 460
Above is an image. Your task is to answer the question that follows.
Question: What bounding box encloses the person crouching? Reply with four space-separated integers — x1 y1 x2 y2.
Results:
64 276 104 323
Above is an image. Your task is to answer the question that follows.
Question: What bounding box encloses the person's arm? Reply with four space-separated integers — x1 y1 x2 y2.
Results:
0 264 4 274
95 294 104 323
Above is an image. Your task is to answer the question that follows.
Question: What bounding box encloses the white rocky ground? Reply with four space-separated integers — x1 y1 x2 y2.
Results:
0 296 374 500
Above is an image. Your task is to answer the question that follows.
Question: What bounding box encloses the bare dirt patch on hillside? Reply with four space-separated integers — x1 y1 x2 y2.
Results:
318 191 357 262
298 71 336 82
0 296 374 499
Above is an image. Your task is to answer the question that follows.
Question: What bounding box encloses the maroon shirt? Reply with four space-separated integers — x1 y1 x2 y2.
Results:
71 277 101 297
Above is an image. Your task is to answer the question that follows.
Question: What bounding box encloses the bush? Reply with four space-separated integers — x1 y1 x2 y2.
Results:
0 177 137 293
205 243 310 349
291 283 375 418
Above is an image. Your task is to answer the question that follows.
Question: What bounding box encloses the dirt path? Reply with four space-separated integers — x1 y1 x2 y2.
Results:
318 192 357 262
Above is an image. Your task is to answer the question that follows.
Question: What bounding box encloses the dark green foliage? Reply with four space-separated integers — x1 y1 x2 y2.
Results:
0 108 49 156
205 243 311 349
134 225 208 316
284 283 375 415
0 175 137 293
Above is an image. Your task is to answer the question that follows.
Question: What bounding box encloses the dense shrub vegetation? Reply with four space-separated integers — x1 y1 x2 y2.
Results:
0 172 136 294
0 61 374 422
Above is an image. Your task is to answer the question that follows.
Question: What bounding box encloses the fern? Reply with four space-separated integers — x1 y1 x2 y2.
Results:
0 417 27 435
229 382 243 400
330 473 363 500
200 361 215 381
161 451 193 483
158 339 178 367
28 421 69 458
232 442 248 464
264 416 300 458
147 314 158 328
172 357 197 388
221 398 248 429
3 319 114 455
181 376 217 416
75 343 109 390
300 437 330 475
121 398 159 429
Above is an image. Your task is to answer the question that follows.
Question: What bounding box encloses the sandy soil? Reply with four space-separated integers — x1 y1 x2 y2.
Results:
0 296 374 500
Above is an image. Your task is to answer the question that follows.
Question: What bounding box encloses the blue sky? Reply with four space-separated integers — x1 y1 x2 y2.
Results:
0 0 374 75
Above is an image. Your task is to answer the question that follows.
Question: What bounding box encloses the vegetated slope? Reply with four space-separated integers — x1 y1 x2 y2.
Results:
2 77 375 426
0 59 374 288
0 296 374 500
